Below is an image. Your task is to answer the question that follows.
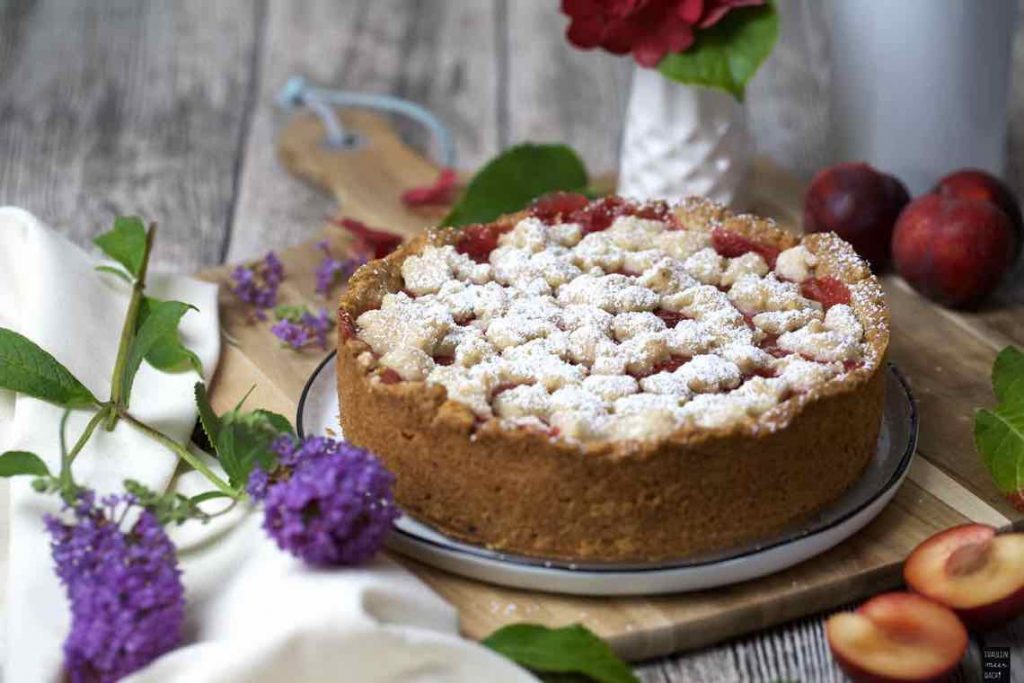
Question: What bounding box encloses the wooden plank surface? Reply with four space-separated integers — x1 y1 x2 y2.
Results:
0 0 261 271
2 0 1023 679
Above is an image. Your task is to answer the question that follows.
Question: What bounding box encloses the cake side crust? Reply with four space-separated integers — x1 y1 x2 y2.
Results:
335 198 890 561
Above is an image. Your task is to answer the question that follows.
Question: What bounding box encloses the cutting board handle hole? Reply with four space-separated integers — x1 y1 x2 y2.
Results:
322 131 364 152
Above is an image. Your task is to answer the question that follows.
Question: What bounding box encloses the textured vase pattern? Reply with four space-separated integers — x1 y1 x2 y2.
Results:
618 67 751 208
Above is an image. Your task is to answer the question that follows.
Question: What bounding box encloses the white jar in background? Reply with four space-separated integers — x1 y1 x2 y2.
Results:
617 66 752 208
827 0 1018 194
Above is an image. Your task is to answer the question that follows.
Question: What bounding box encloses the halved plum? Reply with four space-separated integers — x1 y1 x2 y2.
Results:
904 524 1024 630
826 592 968 683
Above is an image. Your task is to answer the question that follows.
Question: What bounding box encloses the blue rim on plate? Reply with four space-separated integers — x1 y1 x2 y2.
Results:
298 353 917 574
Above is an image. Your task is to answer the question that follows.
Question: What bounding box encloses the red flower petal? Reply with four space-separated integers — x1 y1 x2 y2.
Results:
330 217 404 260
677 0 704 24
566 15 606 49
561 0 706 68
401 168 460 207
664 20 695 54
609 0 645 18
600 19 638 55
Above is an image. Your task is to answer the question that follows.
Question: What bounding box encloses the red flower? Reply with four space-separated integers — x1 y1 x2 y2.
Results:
562 0 764 67
401 168 460 207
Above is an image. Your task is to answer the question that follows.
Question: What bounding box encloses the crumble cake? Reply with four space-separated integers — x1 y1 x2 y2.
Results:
335 195 889 562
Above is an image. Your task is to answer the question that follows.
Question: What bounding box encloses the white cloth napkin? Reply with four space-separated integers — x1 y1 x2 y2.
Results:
0 208 534 683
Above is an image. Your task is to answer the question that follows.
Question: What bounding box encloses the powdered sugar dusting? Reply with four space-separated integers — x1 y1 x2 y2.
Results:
352 205 879 443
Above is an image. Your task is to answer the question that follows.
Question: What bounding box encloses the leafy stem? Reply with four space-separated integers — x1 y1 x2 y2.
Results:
118 409 238 499
105 224 156 429
60 408 109 500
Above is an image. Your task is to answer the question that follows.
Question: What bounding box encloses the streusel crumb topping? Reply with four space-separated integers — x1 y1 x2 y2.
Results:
351 199 880 443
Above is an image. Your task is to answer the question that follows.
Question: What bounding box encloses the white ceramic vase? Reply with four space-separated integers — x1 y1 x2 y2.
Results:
618 66 752 208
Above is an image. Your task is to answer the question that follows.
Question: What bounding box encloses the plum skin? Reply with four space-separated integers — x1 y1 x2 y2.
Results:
804 162 910 269
891 194 1015 308
934 169 1022 259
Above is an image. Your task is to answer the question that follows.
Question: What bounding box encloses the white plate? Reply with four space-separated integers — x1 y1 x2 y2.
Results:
298 356 917 596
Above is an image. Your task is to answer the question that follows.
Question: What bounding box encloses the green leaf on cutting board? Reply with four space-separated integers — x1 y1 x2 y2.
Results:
974 345 1024 510
482 623 638 683
657 0 778 100
442 144 589 227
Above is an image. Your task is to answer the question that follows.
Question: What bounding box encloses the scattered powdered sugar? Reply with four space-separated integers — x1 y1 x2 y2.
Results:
752 308 822 335
612 311 666 341
581 374 640 401
774 245 817 282
493 384 551 420
677 354 742 393
683 248 726 286
640 371 693 397
774 356 843 392
777 320 862 363
352 211 876 443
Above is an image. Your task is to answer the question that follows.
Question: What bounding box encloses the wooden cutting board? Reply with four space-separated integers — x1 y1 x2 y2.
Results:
197 110 1022 661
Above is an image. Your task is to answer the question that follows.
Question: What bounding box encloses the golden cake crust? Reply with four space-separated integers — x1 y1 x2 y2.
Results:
336 198 890 562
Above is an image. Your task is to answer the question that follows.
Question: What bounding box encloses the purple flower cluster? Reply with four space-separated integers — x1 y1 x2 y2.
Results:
249 436 399 566
46 491 184 683
314 240 365 295
230 252 284 319
270 306 332 350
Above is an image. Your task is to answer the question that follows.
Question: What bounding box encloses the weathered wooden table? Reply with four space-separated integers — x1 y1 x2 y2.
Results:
1 1 1022 680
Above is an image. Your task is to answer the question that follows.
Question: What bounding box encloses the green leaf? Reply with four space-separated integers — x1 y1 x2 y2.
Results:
194 382 222 446
95 265 134 284
657 1 779 100
121 299 198 402
992 346 1024 408
215 409 293 489
94 216 148 279
274 304 308 323
442 144 589 227
975 406 1024 506
0 327 98 407
191 490 233 505
482 624 637 683
234 385 256 411
0 451 50 478
137 297 203 375
253 409 295 436
975 345 1024 510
